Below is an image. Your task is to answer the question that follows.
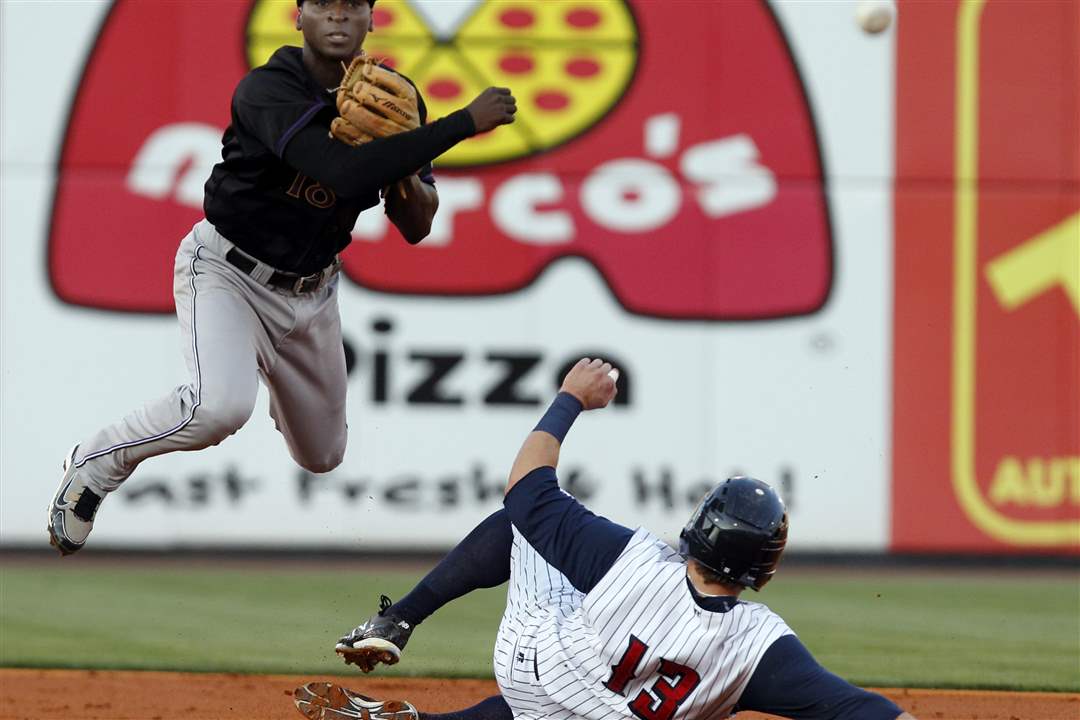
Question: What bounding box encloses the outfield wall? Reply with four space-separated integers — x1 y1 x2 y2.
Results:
1 0 1076 553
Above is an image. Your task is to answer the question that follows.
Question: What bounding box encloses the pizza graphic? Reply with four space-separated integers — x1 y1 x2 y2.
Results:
246 0 639 166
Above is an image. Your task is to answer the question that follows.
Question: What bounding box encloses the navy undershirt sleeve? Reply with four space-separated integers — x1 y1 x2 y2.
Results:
503 467 633 594
735 635 904 719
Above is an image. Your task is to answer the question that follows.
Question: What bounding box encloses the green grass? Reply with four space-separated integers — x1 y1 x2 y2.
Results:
0 565 504 677
758 574 1080 691
1 563 1077 691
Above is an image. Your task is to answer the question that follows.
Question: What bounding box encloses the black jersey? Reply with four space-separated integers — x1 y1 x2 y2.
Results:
203 47 434 274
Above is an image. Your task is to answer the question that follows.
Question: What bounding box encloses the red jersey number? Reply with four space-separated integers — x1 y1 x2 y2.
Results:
605 638 702 720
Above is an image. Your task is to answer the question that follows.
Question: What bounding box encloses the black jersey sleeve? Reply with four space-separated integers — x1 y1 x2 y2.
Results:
232 67 329 158
281 109 475 198
413 80 435 185
734 635 905 719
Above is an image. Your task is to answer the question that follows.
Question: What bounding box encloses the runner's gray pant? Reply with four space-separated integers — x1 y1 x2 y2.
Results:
71 219 348 494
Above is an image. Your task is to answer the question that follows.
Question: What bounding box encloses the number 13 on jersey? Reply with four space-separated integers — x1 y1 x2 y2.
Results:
604 636 702 720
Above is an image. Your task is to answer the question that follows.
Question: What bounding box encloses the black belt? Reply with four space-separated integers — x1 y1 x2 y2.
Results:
225 248 337 294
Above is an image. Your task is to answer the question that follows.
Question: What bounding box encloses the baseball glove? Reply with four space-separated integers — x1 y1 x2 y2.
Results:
331 52 420 146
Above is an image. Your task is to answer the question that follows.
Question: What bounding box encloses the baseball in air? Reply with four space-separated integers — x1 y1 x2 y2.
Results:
855 0 894 34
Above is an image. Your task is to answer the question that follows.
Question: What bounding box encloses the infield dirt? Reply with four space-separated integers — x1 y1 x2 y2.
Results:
2 669 1078 720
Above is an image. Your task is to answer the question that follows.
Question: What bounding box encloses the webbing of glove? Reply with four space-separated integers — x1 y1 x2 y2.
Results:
330 54 420 147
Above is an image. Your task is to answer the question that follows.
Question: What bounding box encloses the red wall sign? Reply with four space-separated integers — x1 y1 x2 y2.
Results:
893 0 1079 551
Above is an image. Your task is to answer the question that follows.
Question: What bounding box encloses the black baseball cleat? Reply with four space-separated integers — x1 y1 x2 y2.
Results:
294 681 418 720
335 595 414 673
47 445 104 556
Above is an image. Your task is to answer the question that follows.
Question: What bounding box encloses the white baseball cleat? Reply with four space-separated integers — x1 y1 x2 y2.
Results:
294 682 418 720
47 445 103 556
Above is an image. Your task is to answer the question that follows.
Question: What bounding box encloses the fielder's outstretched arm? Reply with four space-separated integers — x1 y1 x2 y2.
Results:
282 114 473 198
506 357 617 495
280 87 516 199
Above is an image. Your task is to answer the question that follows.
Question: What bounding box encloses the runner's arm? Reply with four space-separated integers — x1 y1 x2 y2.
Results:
735 635 914 719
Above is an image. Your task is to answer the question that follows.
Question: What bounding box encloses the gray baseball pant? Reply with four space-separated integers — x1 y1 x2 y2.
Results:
71 219 348 494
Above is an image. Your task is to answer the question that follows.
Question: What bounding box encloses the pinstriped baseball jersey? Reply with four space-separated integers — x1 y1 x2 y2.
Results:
494 526 793 720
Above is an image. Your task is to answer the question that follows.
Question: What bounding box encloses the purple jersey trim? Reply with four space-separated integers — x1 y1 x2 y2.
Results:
275 100 327 157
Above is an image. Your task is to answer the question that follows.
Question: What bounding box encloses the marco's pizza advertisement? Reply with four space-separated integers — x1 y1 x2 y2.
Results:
50 0 830 320
1 0 1075 553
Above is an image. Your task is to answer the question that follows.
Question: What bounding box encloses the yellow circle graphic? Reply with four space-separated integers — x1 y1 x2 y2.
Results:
246 0 640 167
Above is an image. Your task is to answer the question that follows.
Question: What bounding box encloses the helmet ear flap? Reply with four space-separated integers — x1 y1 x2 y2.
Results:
748 513 788 589
679 477 787 591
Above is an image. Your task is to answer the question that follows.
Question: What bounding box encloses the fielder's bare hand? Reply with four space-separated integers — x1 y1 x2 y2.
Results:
560 358 618 411
465 87 517 133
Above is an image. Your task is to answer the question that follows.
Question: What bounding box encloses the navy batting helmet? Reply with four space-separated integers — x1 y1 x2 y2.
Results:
678 476 788 591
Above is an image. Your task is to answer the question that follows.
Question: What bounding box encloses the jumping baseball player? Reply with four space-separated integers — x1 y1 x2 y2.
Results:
301 359 916 720
46 0 517 555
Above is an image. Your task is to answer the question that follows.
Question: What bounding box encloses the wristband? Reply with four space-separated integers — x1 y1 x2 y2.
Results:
534 392 583 443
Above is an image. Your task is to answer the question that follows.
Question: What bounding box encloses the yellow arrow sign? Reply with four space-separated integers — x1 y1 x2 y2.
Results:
985 212 1080 315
